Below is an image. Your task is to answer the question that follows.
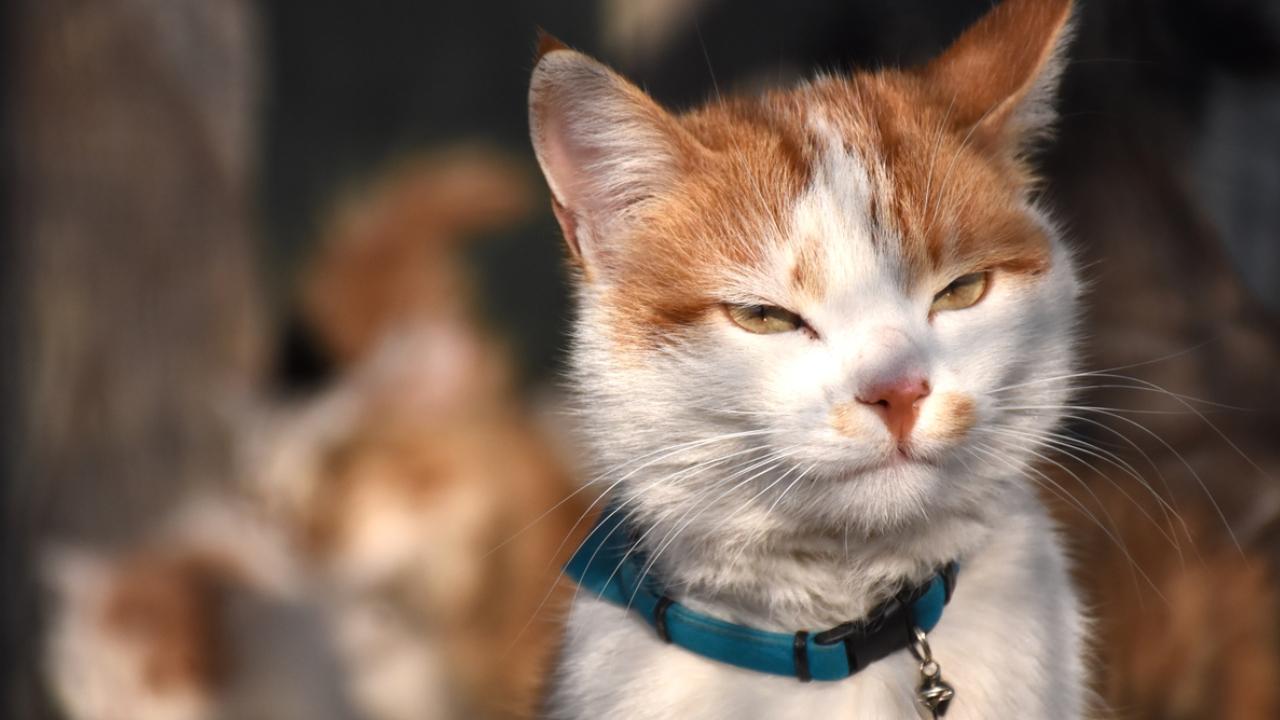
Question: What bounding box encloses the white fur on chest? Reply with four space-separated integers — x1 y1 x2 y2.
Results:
548 504 1086 720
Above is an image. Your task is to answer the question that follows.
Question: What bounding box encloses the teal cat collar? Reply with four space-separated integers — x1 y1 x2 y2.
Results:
565 507 958 682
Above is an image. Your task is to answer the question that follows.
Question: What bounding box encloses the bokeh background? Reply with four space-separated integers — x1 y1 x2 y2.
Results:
4 0 1280 718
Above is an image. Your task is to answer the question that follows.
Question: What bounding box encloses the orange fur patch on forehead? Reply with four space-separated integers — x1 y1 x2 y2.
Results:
797 72 1051 288
790 246 825 298
537 2 1071 349
590 56 1056 349
601 95 819 345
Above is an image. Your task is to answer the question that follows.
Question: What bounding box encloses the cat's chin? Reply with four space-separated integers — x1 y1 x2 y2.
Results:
779 450 1001 535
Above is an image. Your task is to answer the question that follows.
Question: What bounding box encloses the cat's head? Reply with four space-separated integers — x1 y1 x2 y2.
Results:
530 0 1080 540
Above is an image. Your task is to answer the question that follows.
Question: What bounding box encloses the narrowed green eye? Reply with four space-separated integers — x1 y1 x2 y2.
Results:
931 271 990 313
725 304 804 334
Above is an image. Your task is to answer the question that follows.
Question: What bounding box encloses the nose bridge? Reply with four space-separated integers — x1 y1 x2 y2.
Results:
855 323 927 393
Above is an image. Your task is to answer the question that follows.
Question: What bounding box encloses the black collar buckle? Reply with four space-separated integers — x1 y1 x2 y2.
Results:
811 562 958 676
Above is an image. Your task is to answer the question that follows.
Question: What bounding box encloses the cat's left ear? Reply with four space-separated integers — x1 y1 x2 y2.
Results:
917 0 1074 156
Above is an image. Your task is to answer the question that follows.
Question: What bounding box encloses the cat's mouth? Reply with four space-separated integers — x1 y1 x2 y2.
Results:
854 446 936 475
894 442 935 465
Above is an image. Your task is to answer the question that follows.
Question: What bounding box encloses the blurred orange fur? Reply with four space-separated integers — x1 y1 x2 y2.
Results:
44 146 590 720
301 145 533 366
279 144 588 718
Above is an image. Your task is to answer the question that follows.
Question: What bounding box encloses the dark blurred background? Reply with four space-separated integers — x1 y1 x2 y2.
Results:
5 1 1280 718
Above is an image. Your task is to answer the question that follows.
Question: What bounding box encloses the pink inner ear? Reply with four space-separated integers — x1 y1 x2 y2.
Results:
532 96 608 269
549 196 584 267
532 101 585 212
536 100 622 222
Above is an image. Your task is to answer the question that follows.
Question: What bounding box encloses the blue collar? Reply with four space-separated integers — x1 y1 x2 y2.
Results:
565 507 958 682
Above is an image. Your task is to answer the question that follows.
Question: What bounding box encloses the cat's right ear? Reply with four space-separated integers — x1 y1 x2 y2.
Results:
529 34 694 278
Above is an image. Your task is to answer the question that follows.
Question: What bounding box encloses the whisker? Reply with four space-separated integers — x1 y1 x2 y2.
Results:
975 425 1186 557
720 461 820 577
558 447 776 621
622 454 802 612
998 407 1192 538
974 430 1133 549
967 442 1167 604
502 442 772 654
583 449 794 611
990 374 1252 412
1027 426 1193 554
993 403 1207 416
988 341 1217 395
1044 405 1246 554
483 428 773 558
1080 374 1274 486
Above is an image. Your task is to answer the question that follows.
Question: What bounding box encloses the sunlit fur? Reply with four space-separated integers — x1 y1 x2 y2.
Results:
532 0 1090 717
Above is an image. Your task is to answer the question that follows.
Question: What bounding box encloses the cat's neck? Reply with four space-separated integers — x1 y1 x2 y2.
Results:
629 491 1018 632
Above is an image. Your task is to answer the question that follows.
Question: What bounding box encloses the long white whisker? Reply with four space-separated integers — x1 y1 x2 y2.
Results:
967 442 1167 604
485 428 774 558
975 425 1185 557
975 430 1131 549
988 341 1217 394
502 441 772 654
585 449 794 611
623 454 803 612
719 461 820 581
1061 408 1243 554
994 403 1207 416
990 375 1251 412
1001 408 1193 546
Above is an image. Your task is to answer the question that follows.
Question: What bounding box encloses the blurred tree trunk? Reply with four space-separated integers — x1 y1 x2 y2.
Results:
3 1 265 716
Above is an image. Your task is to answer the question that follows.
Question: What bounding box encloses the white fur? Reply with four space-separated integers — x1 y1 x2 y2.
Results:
41 496 325 720
332 597 454 720
540 96 1089 717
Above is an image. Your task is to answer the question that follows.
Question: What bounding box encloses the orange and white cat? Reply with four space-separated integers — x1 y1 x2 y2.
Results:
42 148 585 720
530 0 1088 717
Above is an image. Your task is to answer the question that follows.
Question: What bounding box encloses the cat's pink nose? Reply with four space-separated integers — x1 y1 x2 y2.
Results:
858 376 931 441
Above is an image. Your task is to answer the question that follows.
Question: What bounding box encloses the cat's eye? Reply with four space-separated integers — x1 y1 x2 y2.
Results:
725 304 804 335
930 272 989 313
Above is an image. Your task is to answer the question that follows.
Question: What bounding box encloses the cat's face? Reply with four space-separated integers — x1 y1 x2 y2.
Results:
532 0 1078 537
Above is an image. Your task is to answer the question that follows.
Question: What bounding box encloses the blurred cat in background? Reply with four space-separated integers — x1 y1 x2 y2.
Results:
43 496 354 720
43 146 587 720
272 144 587 718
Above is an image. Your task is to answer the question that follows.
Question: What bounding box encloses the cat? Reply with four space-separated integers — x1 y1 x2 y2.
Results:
254 327 586 720
41 495 356 720
529 0 1090 717
43 148 588 720
254 147 588 719
299 145 533 367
